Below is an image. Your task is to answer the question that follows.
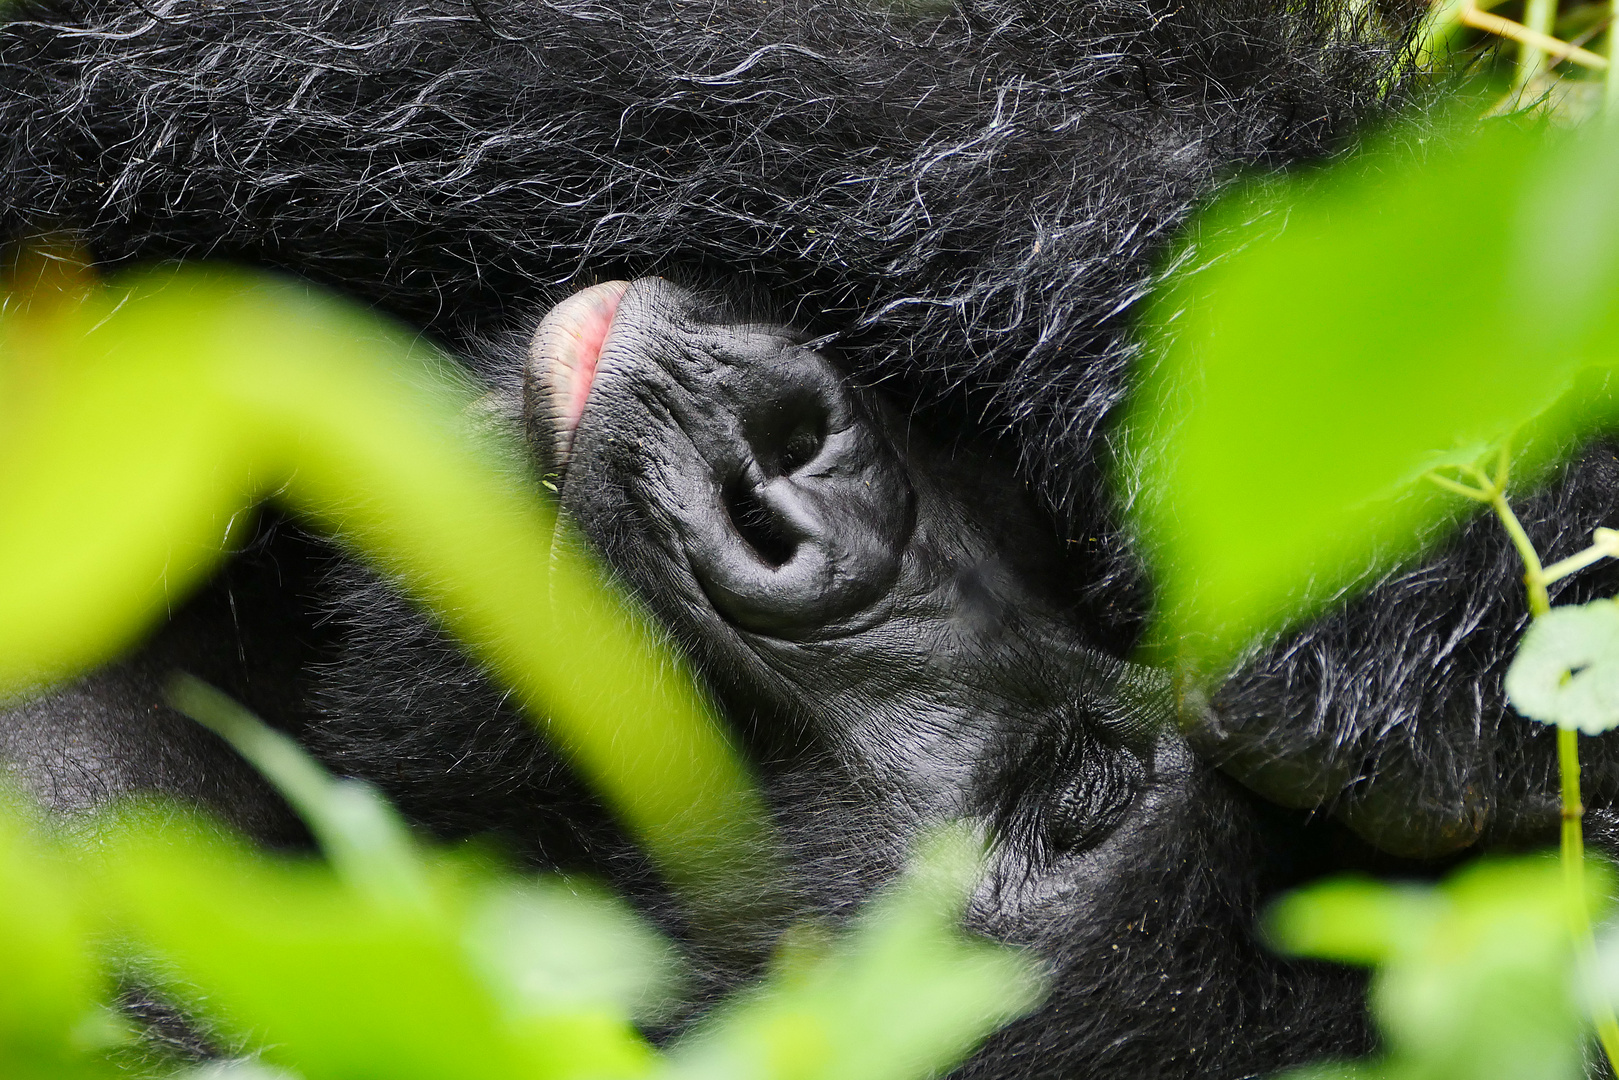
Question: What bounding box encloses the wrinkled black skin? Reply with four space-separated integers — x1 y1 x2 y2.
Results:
3 0 1619 1071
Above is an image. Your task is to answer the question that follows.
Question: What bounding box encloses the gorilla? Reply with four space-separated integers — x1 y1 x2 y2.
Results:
4 0 1619 1076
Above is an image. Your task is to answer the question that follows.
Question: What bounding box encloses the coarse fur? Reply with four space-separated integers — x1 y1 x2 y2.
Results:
6 0 1617 855
7 0 1619 1076
0 0 1408 632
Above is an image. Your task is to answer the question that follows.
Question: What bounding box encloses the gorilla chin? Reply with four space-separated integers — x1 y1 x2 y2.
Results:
486 276 1372 1077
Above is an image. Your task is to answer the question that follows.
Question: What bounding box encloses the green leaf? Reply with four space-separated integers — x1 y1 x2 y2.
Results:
1126 121 1619 672
176 1063 304 1080
1266 876 1438 966
167 674 430 909
154 679 676 1074
95 807 657 1080
1271 857 1600 1080
1504 600 1619 733
0 797 116 1080
0 263 775 918
662 827 1045 1080
463 877 682 1024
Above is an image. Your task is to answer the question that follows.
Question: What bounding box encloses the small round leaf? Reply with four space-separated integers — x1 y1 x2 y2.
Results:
1505 601 1619 734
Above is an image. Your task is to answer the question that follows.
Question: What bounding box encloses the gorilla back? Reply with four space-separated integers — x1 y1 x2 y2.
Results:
0 0 1406 546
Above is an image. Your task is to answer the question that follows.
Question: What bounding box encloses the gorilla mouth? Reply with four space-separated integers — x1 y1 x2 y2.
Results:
524 279 630 468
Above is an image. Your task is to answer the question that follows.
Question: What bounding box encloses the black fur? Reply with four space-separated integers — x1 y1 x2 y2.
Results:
5 0 1607 857
0 0 1411 635
9 1 1614 1077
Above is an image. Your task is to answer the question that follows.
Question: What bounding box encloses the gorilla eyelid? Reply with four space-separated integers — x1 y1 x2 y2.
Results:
776 416 826 474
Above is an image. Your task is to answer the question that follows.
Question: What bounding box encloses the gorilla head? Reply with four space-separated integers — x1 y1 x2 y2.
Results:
301 276 1374 1077
534 275 1161 871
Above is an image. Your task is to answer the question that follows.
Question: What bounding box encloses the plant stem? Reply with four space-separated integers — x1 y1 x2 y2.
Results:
1518 0 1558 87
1490 491 1619 1073
1559 728 1619 1067
1488 487 1550 617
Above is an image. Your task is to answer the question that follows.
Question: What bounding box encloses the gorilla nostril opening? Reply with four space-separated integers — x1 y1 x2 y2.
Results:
725 480 798 567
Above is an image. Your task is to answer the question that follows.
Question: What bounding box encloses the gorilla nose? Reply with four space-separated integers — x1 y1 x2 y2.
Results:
692 345 915 637
535 277 915 637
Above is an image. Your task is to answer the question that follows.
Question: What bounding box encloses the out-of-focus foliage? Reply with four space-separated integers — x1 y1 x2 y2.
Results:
1270 857 1603 1080
0 256 1044 1078
0 688 1042 1080
0 254 758 902
662 829 1041 1080
1122 81 1619 1080
0 800 115 1080
1414 0 1615 125
1125 121 1619 673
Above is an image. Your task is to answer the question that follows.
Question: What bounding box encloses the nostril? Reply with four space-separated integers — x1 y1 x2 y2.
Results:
725 479 798 567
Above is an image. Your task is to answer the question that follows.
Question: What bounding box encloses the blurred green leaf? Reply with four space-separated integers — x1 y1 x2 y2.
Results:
464 877 682 1025
85 805 1041 1080
1127 121 1619 672
0 263 772 911
1266 875 1437 967
662 827 1045 1080
96 806 658 1080
157 681 677 1074
73 777 1039 1080
177 1063 303 1080
168 674 430 909
0 795 117 1079
1271 857 1601 1080
1505 600 1619 733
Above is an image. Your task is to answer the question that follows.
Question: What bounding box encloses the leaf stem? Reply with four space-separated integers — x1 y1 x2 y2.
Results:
1425 470 1494 501
1559 727 1619 1067
1487 487 1551 617
1518 0 1559 86
1541 530 1619 586
1484 477 1619 1073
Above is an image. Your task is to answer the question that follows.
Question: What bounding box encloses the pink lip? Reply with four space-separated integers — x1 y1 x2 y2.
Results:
525 279 630 463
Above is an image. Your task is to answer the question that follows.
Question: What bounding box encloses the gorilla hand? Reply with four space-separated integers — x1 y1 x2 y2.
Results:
1182 449 1619 858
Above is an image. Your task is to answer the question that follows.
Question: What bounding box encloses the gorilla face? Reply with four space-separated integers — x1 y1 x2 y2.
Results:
533 277 1164 848
491 277 1373 1077
514 285 1619 876
0 274 1381 1077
